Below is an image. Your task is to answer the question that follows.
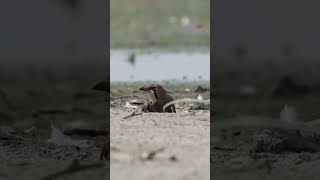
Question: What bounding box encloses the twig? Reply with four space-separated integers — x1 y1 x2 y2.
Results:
213 146 237 151
41 160 105 180
63 128 108 137
140 147 165 161
123 111 143 119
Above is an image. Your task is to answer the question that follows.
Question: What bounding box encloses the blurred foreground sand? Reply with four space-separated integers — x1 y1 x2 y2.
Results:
110 109 210 180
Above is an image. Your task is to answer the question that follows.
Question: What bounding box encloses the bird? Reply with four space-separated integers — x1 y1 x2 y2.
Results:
139 84 176 113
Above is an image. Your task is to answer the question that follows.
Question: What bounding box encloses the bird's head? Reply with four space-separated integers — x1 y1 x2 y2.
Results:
139 84 166 99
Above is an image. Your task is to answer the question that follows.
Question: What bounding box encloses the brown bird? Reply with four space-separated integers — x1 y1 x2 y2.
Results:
139 84 176 113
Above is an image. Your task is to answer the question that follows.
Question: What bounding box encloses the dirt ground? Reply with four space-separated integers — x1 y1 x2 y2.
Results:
212 117 320 180
0 124 107 180
110 82 210 180
110 108 209 180
0 63 107 179
0 70 210 180
213 59 320 180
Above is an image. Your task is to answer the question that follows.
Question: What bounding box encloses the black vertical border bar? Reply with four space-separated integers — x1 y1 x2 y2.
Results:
210 0 216 179
106 0 111 178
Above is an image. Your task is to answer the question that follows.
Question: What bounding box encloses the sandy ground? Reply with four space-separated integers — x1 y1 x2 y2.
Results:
0 72 210 180
0 63 108 179
213 59 320 179
212 116 320 180
110 108 210 180
0 123 107 179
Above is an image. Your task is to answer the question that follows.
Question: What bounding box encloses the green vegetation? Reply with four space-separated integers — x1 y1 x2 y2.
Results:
110 0 210 48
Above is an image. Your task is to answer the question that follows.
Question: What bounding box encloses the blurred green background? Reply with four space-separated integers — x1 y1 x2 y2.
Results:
110 0 210 48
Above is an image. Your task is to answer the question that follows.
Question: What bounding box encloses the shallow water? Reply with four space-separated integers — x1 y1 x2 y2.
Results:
111 49 210 82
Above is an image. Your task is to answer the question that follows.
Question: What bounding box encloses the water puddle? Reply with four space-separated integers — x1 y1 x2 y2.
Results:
111 49 210 82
